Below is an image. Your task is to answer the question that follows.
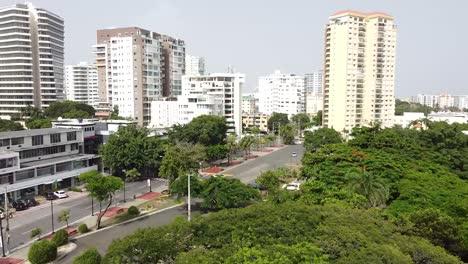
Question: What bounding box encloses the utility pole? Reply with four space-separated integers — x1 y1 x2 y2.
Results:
91 197 94 216
0 217 5 257
122 170 127 203
50 199 55 234
187 174 191 221
4 188 10 252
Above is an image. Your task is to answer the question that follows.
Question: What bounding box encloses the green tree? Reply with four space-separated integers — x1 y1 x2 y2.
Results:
239 135 254 155
346 169 389 208
125 168 141 182
264 133 276 147
395 99 434 115
169 173 205 198
311 110 322 126
44 100 95 118
100 125 165 177
267 112 289 132
0 119 24 132
256 170 281 194
57 209 70 227
63 110 91 119
303 128 342 152
206 144 228 162
251 126 261 150
30 228 42 240
280 124 295 145
19 105 44 120
291 113 311 130
225 134 238 164
79 171 123 229
28 240 57 264
73 248 102 264
25 118 52 129
159 143 206 183
200 177 260 210
169 115 228 146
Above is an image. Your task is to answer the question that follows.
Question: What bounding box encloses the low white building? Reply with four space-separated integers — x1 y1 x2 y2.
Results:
150 73 244 135
305 92 323 116
394 112 425 128
258 70 305 117
428 112 467 124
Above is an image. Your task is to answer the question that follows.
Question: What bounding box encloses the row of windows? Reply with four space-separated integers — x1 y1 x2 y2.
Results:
19 145 66 159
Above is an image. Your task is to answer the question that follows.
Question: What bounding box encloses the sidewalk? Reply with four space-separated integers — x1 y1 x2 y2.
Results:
4 184 169 263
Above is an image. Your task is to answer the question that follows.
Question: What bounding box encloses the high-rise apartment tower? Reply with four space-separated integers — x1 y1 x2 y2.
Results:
323 10 397 132
0 3 64 119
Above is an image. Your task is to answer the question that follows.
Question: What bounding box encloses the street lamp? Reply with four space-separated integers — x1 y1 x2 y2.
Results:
50 199 55 234
0 217 5 257
122 169 127 203
187 173 191 222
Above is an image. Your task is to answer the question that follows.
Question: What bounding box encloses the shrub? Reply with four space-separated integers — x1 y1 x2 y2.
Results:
28 240 57 264
51 229 68 246
78 224 89 234
73 247 102 264
30 228 42 239
127 206 140 216
68 186 82 192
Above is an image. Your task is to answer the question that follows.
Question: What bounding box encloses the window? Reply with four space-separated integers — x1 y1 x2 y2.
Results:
0 139 10 147
67 132 77 141
11 137 24 145
50 133 61 143
71 143 79 151
32 135 43 146
0 157 16 169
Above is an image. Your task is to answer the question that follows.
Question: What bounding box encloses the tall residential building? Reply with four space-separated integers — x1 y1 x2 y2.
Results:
0 3 64 119
160 35 185 96
258 70 305 116
412 94 439 108
150 73 244 135
304 71 323 95
305 92 323 116
185 55 205 76
65 62 98 107
93 27 184 126
242 95 257 114
323 10 397 132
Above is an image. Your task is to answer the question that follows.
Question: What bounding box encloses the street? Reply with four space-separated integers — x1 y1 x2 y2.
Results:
59 144 304 262
5 179 166 252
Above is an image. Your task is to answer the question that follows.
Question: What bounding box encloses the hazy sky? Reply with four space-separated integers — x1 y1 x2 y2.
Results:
13 0 468 97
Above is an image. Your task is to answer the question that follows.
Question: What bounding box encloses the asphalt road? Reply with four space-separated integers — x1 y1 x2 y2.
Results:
59 144 305 262
226 144 305 184
6 179 167 252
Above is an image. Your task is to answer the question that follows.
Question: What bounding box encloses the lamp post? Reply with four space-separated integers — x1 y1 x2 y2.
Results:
4 187 10 252
50 199 55 234
0 217 5 257
122 169 127 203
91 197 94 216
187 173 191 222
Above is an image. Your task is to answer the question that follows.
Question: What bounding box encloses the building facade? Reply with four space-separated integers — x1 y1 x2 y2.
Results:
65 62 98 106
242 113 269 132
93 27 184 126
258 70 305 116
304 71 323 95
185 55 205 76
150 73 244 135
394 112 425 128
0 128 99 201
305 92 323 116
323 10 397 133
242 95 257 114
0 3 64 119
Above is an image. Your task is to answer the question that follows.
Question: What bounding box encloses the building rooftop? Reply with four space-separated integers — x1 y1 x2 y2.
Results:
330 10 392 19
0 128 81 140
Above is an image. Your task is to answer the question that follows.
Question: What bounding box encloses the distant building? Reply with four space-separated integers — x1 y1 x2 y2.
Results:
304 71 323 95
150 73 244 135
454 95 468 110
185 55 205 76
305 92 323 116
242 113 269 132
258 70 305 116
323 10 397 132
0 128 99 201
93 27 185 126
394 112 425 128
65 62 98 107
242 95 257 114
0 3 64 119
428 112 467 124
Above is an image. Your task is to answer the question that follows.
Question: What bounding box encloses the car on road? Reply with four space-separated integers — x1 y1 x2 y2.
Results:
282 180 302 191
25 198 39 207
0 208 14 219
44 192 57 200
53 190 68 199
291 152 297 157
11 200 28 211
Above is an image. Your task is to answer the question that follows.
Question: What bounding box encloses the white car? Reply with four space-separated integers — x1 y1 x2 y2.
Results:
53 190 68 199
291 152 297 157
282 181 301 191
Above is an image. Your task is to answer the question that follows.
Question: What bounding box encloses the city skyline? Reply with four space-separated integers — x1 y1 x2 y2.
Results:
10 0 468 97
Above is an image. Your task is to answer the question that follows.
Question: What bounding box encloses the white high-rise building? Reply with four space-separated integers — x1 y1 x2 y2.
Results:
323 10 397 132
0 3 64 119
242 95 257 114
305 92 323 115
65 62 98 106
258 70 305 116
454 95 468 110
304 71 323 95
185 55 205 76
150 73 244 135
94 27 184 126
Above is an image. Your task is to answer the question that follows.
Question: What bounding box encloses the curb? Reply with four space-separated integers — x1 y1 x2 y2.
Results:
72 203 184 240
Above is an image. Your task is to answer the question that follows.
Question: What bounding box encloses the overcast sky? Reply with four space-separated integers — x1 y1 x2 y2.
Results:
10 0 468 97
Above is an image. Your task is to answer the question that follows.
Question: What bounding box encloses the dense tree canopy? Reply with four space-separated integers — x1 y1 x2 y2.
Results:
279 123 296 144
267 112 289 132
169 115 227 146
44 100 95 118
291 113 311 130
159 143 206 183
200 177 260 210
304 128 342 152
395 99 434 115
0 119 24 132
100 125 166 177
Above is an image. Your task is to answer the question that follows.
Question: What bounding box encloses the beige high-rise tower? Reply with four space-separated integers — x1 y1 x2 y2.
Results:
323 10 397 133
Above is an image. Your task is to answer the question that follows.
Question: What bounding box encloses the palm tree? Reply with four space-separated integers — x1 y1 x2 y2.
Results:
239 136 254 156
251 126 261 151
346 169 388 208
226 134 238 165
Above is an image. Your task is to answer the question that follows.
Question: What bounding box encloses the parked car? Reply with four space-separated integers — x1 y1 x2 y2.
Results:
53 190 68 199
0 207 14 219
44 192 57 200
11 201 28 211
25 198 39 207
282 180 302 191
291 152 297 157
